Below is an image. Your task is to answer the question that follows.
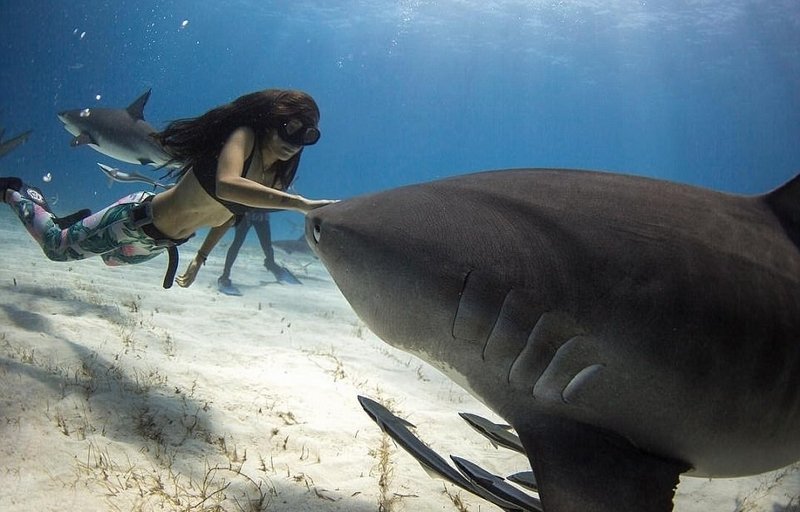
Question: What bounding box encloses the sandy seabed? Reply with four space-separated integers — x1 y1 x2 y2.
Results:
0 206 797 512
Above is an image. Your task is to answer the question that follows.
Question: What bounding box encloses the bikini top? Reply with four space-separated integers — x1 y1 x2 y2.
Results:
193 138 273 217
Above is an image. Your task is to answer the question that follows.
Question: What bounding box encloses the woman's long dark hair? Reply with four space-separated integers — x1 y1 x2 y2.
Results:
155 89 320 189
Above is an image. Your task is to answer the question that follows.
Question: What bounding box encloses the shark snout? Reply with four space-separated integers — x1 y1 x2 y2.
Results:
56 112 82 137
57 111 74 124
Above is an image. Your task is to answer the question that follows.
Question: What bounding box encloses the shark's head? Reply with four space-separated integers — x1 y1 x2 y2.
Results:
306 186 470 356
305 176 535 362
57 109 89 137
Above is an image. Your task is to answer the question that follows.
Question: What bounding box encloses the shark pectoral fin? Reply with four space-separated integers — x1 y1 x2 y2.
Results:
518 416 690 512
71 132 95 147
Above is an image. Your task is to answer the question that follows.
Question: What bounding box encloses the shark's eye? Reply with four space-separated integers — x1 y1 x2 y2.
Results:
313 222 322 244
80 108 91 118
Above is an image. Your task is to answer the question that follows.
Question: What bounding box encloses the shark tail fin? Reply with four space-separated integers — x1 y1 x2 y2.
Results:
127 89 152 120
764 172 800 234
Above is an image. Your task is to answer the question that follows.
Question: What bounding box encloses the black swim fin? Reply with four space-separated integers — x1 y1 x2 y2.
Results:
0 176 23 199
16 182 54 211
266 262 302 285
3 178 92 229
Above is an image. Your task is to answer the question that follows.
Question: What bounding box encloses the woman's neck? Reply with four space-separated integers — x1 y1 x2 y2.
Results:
258 145 281 188
259 140 279 170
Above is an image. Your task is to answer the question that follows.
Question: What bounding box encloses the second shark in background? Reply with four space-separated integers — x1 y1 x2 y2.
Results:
58 89 172 167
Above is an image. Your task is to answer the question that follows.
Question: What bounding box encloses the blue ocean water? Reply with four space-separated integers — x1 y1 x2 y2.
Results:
0 0 798 240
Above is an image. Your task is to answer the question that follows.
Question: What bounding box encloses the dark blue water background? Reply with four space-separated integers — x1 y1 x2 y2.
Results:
1 1 798 240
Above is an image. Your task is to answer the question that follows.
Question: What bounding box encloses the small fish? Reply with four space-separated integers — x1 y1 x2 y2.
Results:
459 412 525 453
97 163 174 189
507 471 538 491
357 395 531 511
450 456 541 511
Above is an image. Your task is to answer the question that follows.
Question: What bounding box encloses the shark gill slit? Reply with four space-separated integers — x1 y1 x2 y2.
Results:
508 312 587 395
452 270 505 346
481 289 538 380
481 290 515 362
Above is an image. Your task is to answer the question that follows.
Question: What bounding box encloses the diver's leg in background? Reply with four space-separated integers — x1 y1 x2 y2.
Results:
220 215 251 281
252 213 277 268
253 213 301 284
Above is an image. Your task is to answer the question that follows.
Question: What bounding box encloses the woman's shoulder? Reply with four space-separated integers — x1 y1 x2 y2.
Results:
228 126 257 142
223 126 258 155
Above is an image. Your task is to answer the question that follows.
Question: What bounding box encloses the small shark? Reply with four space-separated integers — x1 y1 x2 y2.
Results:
58 90 172 167
0 128 31 158
96 163 173 189
309 168 800 511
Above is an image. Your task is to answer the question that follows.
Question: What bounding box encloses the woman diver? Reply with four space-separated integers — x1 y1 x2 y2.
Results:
0 89 333 288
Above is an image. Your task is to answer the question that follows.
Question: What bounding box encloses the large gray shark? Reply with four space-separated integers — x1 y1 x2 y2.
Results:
57 90 171 167
306 169 800 511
